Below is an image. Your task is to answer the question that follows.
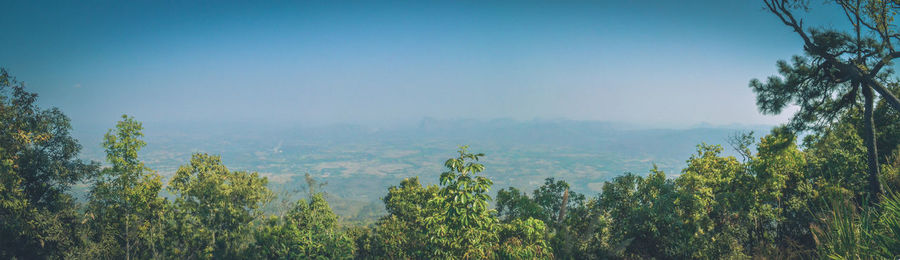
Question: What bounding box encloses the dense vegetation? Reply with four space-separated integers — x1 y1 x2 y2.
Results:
3 68 900 259
5 1 900 258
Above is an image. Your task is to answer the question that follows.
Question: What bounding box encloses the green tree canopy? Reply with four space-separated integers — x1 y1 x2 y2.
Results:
85 115 167 259
167 153 271 259
0 68 98 259
423 146 499 259
252 193 355 259
753 0 900 198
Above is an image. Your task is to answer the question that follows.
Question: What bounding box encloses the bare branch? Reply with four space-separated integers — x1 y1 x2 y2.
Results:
870 51 900 74
863 77 900 112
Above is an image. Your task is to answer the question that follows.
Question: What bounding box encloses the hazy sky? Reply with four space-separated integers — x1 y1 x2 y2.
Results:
2 1 847 130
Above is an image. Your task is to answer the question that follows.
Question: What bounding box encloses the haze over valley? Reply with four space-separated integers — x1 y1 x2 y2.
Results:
73 118 770 219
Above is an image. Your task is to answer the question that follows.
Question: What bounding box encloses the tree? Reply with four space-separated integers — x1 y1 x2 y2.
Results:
675 144 751 258
423 146 500 259
803 122 870 202
874 82 900 164
753 0 900 199
365 176 439 259
597 170 686 258
85 115 167 259
362 146 552 259
496 187 545 222
166 153 271 259
745 127 817 256
533 178 585 227
496 178 586 258
0 68 98 258
252 193 355 259
497 218 553 259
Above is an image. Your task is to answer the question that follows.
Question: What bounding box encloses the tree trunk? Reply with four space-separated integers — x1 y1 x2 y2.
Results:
125 215 130 260
863 84 884 200
557 188 569 224
557 188 571 258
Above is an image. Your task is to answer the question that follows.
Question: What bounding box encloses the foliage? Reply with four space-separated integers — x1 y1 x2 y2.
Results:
496 187 544 222
423 146 499 259
874 83 900 164
754 0 900 199
4 64 900 258
803 123 869 202
497 218 553 259
813 193 900 259
252 193 355 259
497 177 598 259
599 170 686 258
166 153 272 259
363 176 438 259
0 68 98 259
360 146 554 259
83 115 168 259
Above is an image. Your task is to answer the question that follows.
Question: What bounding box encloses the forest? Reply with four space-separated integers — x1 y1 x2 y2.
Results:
4 0 900 259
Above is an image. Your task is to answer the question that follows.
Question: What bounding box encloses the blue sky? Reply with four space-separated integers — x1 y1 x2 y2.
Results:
1 1 848 131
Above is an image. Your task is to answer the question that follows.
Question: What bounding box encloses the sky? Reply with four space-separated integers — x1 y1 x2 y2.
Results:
1 0 849 132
